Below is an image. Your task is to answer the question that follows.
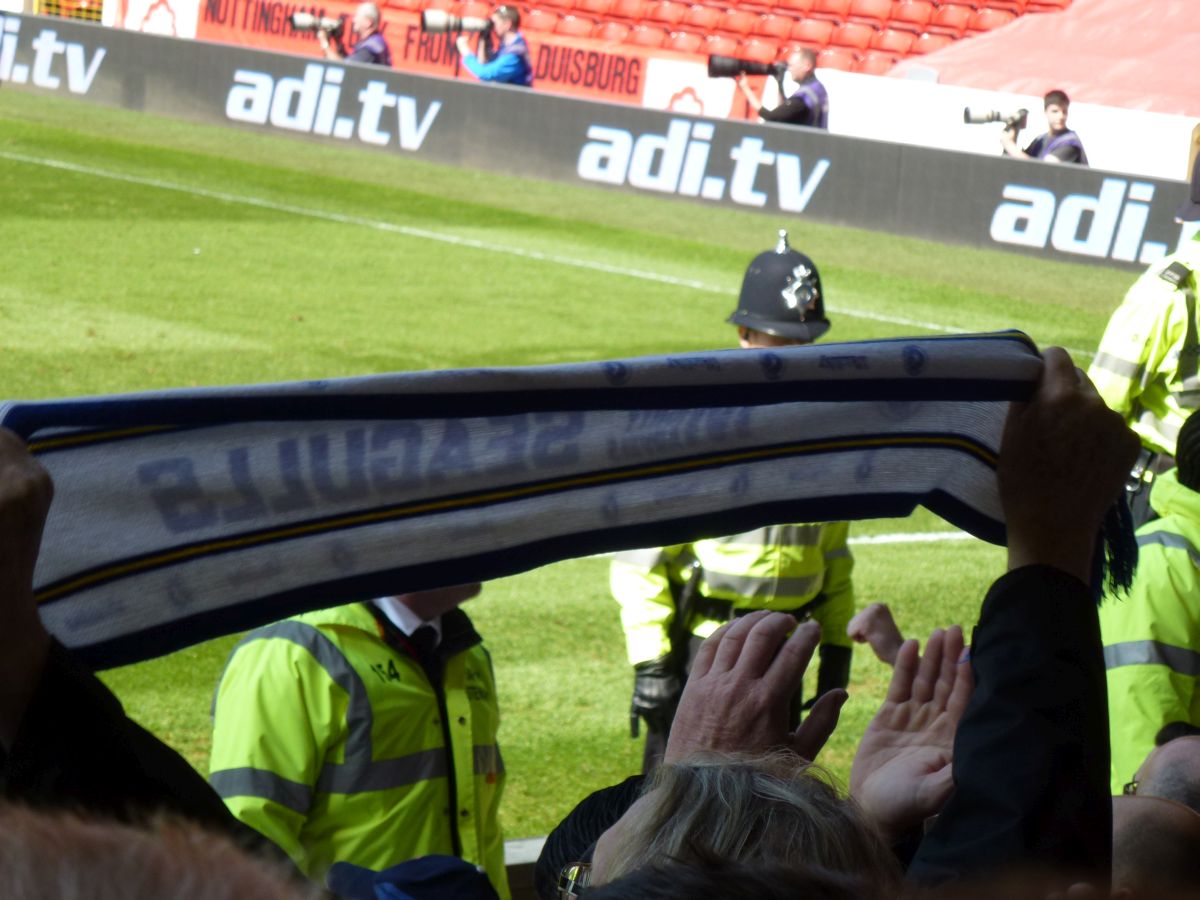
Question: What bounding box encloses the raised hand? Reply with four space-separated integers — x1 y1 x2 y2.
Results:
850 625 972 842
664 611 847 764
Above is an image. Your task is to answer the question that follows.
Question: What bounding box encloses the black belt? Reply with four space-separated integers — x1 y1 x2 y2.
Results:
692 592 830 624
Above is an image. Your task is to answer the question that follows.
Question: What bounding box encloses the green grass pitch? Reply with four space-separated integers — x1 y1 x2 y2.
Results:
0 87 1132 841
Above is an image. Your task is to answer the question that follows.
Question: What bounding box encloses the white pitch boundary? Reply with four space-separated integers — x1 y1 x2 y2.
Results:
848 531 976 545
0 150 1098 357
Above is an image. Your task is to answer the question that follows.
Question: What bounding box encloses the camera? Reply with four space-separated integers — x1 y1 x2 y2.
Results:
708 55 787 81
963 107 1029 131
421 9 493 33
289 11 345 37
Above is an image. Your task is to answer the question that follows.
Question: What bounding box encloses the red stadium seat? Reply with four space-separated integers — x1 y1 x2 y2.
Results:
459 0 491 16
703 33 739 54
592 19 630 40
1026 0 1071 10
384 0 423 12
809 0 851 23
682 4 720 28
869 27 913 54
854 50 897 74
773 0 813 13
536 0 572 11
718 8 758 34
608 0 646 20
628 22 668 44
644 0 687 25
847 0 890 27
664 29 704 52
790 17 834 46
967 8 1016 31
926 3 971 36
737 37 780 63
523 8 560 31
887 0 933 33
423 0 455 11
830 21 874 51
984 0 1027 11
816 46 856 69
910 31 953 53
554 13 594 34
754 13 794 39
572 0 611 15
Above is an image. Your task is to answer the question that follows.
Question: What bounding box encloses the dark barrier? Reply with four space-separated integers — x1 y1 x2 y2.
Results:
0 13 1188 270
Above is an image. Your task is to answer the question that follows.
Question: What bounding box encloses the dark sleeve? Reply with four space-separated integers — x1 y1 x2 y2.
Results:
1047 143 1083 164
816 643 852 696
535 775 646 900
0 641 262 845
1023 135 1045 157
759 96 813 126
907 565 1111 885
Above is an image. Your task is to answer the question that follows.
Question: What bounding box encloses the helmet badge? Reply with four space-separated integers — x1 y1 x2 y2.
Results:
781 263 819 316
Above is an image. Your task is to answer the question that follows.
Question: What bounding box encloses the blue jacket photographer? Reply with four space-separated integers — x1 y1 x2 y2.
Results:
455 5 533 87
735 49 828 129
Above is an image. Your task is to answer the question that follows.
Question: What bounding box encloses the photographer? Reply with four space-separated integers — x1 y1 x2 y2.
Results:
455 5 533 87
736 49 828 129
1001 89 1088 166
319 2 392 67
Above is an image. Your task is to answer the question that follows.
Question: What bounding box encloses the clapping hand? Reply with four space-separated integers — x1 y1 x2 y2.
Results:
850 626 972 842
664 611 847 765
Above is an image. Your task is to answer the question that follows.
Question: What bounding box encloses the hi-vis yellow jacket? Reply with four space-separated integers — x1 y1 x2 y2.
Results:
209 603 507 898
1101 469 1200 793
1089 235 1200 457
611 523 855 666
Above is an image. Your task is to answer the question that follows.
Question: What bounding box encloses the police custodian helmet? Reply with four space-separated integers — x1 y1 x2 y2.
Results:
727 230 829 342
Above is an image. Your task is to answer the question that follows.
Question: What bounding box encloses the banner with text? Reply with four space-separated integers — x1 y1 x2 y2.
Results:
0 14 1189 270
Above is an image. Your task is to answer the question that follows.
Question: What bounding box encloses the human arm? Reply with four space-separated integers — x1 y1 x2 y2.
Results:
0 429 258 842
850 626 971 844
456 37 525 83
1000 126 1032 159
209 632 341 875
847 603 905 666
812 523 854 697
317 28 344 60
908 347 1139 885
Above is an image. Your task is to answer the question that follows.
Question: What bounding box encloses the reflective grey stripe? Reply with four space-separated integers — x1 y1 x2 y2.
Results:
718 524 821 547
824 547 851 562
704 571 819 597
1137 530 1200 567
613 548 669 567
317 747 446 794
209 767 313 814
1104 640 1200 677
474 743 504 776
219 620 374 769
1091 351 1144 380
1137 408 1182 443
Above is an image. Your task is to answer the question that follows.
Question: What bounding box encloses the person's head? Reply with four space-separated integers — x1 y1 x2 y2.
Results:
585 857 868 900
491 4 519 37
352 1 380 36
1130 735 1200 812
0 807 314 900
1111 794 1200 898
395 583 481 620
1043 89 1070 134
786 48 816 82
588 751 901 893
727 230 829 346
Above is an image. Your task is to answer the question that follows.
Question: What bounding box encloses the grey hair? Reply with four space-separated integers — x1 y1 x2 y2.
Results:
0 806 317 900
601 750 902 895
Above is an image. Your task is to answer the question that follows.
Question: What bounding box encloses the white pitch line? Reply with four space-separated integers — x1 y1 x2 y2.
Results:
1 149 1096 355
848 531 975 545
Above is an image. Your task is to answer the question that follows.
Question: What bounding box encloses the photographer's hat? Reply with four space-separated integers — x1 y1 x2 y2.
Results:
1177 151 1200 222
727 231 830 342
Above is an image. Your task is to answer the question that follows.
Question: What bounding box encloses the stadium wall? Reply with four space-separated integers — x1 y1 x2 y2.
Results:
1 13 1192 271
